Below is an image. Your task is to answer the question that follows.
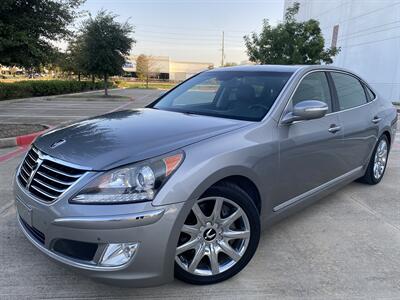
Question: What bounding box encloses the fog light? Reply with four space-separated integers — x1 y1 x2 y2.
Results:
99 242 139 267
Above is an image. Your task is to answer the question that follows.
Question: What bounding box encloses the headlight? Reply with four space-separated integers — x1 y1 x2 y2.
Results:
70 152 184 204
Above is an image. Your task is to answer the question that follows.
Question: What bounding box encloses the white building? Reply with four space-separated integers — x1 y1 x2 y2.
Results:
284 0 400 101
123 56 213 81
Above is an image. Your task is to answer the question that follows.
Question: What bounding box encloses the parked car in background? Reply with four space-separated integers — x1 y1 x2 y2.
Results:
14 65 397 286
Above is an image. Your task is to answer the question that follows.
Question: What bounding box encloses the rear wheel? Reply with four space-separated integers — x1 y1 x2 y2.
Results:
359 135 389 185
174 183 260 285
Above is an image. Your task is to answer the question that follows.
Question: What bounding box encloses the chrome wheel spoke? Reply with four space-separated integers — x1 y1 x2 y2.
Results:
209 244 220 275
188 243 206 272
218 240 241 262
211 197 224 223
181 224 199 236
222 229 250 240
221 208 243 229
176 238 199 255
192 203 207 226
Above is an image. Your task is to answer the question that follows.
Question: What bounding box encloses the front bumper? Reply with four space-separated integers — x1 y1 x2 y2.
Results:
14 175 185 287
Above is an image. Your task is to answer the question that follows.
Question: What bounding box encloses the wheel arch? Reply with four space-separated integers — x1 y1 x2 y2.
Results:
382 130 391 149
188 166 264 215
209 175 262 213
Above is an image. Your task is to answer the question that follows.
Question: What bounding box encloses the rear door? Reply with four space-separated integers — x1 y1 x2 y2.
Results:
275 71 346 210
329 71 378 172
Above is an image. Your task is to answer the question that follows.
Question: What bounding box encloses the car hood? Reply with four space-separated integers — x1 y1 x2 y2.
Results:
34 108 250 170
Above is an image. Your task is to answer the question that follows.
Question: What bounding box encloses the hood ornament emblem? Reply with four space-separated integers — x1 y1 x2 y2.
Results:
50 139 66 149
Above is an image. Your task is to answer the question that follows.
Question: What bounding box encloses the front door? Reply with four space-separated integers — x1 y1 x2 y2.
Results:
274 71 347 210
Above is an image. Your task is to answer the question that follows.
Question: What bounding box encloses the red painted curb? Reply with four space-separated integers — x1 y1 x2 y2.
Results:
0 146 28 163
0 126 52 163
16 129 48 146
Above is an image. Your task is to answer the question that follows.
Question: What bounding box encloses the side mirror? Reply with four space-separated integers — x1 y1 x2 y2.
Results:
281 100 328 124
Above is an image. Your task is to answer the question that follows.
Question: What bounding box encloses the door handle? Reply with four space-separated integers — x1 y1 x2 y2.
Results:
328 125 341 133
372 116 382 124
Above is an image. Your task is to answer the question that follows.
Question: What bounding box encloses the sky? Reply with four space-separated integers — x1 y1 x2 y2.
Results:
78 0 285 66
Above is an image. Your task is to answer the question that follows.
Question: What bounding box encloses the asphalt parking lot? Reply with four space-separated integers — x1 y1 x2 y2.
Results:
0 89 400 299
0 88 161 126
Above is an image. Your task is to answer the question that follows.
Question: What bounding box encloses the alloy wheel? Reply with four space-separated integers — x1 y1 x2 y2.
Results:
373 139 388 180
175 197 250 276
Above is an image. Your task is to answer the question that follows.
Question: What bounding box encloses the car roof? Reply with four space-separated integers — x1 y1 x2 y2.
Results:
209 64 305 73
208 64 349 74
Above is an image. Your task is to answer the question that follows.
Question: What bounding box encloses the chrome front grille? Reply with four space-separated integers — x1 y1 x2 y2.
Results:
18 147 86 202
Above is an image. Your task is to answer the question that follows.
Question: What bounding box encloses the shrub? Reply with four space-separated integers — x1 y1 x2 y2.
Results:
0 80 114 100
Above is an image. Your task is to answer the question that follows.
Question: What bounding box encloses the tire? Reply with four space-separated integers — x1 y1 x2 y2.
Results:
174 182 260 285
359 135 389 185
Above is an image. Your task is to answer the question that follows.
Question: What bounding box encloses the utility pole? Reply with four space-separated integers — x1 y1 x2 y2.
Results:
221 31 225 67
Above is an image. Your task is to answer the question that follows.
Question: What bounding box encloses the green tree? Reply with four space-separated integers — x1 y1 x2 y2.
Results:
244 2 340 65
79 11 135 95
60 36 87 80
136 54 157 88
0 0 84 69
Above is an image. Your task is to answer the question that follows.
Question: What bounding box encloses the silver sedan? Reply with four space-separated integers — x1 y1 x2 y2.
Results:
14 65 397 286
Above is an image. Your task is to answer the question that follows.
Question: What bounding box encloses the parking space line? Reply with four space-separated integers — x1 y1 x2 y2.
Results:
108 101 134 112
0 93 144 165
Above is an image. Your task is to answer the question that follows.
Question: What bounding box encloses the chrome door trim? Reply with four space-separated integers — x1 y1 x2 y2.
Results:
278 69 377 125
273 166 363 212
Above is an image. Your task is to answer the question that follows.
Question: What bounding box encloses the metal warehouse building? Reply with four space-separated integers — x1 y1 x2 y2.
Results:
284 0 400 101
123 56 213 81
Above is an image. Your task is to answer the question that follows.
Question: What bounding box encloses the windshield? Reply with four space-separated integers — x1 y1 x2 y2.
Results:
152 71 293 121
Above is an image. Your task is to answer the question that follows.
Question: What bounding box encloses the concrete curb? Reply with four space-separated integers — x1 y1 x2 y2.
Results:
0 137 17 148
0 126 50 149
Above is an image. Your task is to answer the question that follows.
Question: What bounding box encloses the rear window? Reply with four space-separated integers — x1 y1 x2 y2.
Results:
364 85 376 101
331 72 368 110
153 71 293 121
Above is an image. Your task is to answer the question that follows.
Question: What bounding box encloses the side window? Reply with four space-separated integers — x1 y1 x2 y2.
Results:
364 84 376 101
291 72 332 113
331 72 368 110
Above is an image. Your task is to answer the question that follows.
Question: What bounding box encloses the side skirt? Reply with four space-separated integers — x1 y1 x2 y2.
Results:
273 166 363 212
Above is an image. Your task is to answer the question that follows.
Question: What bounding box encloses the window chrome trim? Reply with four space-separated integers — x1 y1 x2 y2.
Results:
330 70 377 102
329 70 377 110
278 68 378 125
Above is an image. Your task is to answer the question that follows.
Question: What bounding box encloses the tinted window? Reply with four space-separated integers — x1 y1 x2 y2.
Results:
292 72 332 112
331 72 367 110
364 85 376 101
153 71 293 121
171 78 219 106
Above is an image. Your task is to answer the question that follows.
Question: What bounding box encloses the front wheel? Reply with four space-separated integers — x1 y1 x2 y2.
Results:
359 135 389 185
174 182 260 285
